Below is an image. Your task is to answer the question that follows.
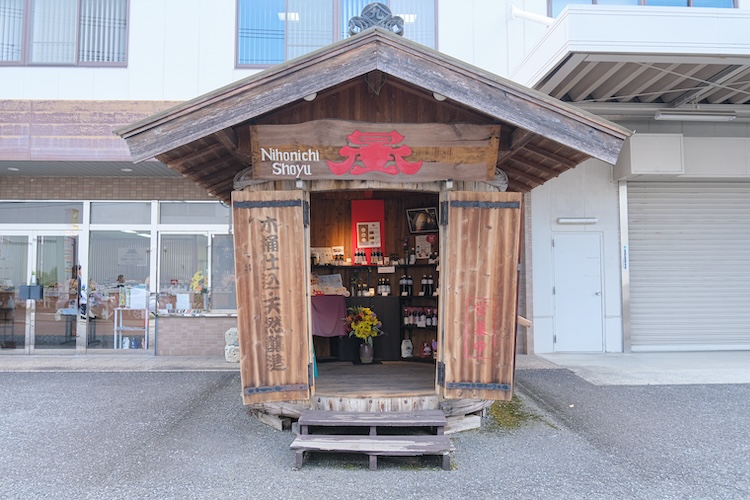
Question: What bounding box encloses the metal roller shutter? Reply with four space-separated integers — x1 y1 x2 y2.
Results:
628 183 750 351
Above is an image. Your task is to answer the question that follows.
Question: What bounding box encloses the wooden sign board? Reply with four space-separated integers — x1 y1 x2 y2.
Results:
251 120 500 182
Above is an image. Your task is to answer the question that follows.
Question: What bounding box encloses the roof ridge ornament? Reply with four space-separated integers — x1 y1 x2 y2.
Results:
348 2 404 37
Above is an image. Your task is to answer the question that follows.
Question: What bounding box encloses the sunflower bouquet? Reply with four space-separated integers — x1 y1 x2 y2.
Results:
344 306 383 346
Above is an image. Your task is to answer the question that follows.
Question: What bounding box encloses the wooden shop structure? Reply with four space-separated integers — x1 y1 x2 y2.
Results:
118 28 629 423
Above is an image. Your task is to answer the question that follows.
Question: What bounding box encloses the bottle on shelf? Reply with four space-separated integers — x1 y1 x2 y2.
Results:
409 247 416 265
404 307 416 325
407 275 413 296
377 278 391 296
420 340 432 358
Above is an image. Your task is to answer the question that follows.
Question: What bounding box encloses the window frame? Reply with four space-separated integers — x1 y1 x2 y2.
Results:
549 0 737 17
235 0 438 69
0 0 129 67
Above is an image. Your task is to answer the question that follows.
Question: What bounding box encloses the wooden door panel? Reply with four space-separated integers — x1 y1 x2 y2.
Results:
439 191 521 400
233 190 311 404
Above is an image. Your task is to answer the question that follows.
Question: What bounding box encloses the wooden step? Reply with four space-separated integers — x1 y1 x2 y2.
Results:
298 409 447 435
290 434 453 470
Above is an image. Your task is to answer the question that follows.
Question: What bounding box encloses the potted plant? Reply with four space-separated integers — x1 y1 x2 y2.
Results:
190 270 209 310
344 305 383 364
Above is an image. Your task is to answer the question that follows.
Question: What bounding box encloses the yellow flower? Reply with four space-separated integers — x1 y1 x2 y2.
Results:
345 306 383 345
190 271 207 293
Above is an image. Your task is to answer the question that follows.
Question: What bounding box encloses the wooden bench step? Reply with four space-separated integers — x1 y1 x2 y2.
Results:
291 434 453 470
298 409 447 434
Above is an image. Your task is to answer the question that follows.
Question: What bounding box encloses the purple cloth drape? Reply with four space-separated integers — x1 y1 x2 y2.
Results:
311 295 347 337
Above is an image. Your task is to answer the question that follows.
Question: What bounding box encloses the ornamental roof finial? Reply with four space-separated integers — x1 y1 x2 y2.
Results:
348 2 404 37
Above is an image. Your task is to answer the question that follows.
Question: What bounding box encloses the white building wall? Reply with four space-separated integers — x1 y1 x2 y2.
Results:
3 0 554 101
438 0 549 78
2 0 260 101
530 160 623 353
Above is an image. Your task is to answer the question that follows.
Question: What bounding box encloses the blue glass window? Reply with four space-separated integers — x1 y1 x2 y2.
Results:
237 0 436 67
550 0 735 16
691 0 734 6
237 0 285 65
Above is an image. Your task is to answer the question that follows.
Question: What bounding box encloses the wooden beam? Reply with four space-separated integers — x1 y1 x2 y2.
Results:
178 155 233 178
204 175 235 194
204 179 235 203
170 142 226 169
496 128 535 166
509 155 565 178
501 164 547 187
507 178 532 193
213 128 254 166
522 143 579 168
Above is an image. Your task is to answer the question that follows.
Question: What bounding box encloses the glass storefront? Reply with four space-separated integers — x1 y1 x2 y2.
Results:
159 233 209 312
34 235 79 349
0 200 234 353
88 230 152 349
0 235 28 349
211 234 236 310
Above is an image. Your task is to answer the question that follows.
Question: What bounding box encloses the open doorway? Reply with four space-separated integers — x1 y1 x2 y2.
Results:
309 189 440 397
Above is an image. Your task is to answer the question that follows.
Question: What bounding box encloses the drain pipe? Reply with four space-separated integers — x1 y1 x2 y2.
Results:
510 5 554 26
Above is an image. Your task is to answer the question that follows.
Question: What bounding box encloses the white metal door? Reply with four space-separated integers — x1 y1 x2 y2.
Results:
553 233 604 352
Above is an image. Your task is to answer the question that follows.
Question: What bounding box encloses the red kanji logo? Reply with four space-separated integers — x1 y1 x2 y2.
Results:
327 130 422 176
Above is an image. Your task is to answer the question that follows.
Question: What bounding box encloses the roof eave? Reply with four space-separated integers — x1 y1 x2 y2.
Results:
117 27 631 166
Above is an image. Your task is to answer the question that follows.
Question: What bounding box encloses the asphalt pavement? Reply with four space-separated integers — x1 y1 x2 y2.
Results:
1 355 749 499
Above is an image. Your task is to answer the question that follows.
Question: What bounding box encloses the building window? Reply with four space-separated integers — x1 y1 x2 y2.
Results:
237 0 436 67
159 202 231 225
211 234 236 310
0 201 83 223
0 0 128 66
549 0 735 17
91 202 151 224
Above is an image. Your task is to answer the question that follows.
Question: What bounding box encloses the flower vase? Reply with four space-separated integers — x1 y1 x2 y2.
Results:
359 343 374 364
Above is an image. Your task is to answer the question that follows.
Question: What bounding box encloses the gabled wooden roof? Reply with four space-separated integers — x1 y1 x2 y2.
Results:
116 28 631 203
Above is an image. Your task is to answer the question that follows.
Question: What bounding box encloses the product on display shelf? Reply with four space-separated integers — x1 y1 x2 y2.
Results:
401 339 413 358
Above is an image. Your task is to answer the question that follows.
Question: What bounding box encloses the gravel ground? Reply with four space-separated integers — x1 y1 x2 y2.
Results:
1 369 748 499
